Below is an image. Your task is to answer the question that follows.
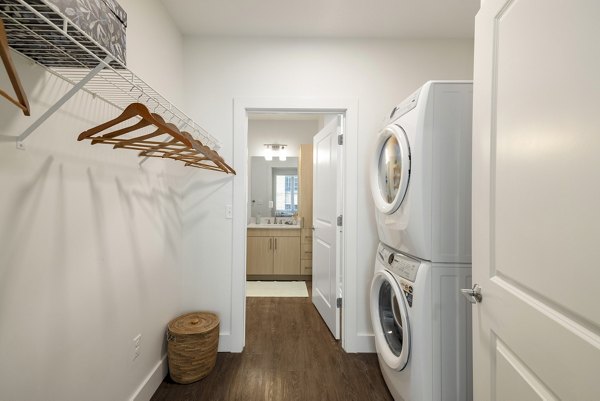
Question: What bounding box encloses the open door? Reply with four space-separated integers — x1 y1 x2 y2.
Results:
312 116 342 339
471 1 600 399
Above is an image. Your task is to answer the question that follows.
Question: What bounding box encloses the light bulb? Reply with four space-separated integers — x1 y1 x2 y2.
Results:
264 146 273 161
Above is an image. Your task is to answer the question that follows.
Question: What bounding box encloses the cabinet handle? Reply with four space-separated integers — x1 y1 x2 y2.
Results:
274 238 277 250
269 238 272 250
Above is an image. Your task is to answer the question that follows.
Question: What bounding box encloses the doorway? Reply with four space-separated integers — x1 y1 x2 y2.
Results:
231 97 359 352
245 112 341 333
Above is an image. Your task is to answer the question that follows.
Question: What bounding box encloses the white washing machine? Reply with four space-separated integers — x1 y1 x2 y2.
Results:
370 243 472 401
371 81 473 263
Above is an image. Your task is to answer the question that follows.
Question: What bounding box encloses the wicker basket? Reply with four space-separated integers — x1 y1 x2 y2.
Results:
167 312 220 384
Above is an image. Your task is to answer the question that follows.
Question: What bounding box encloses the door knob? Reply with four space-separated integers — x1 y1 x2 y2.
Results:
461 284 482 304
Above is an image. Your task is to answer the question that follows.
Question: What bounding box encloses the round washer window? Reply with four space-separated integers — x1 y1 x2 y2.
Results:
378 280 404 356
370 270 410 371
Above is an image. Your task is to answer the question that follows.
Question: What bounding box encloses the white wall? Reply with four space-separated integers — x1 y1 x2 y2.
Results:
181 37 474 351
0 1 190 400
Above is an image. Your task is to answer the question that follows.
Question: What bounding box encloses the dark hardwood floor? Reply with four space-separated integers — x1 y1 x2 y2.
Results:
151 282 393 401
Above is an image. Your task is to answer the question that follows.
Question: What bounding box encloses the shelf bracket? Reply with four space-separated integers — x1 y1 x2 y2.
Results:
16 55 113 150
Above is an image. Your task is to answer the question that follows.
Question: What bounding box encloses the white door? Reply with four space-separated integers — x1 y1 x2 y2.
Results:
472 1 600 400
312 116 342 339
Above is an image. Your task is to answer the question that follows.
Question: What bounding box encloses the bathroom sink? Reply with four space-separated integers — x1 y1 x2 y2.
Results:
247 223 301 229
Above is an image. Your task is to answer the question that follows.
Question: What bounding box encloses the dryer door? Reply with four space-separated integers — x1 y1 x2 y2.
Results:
370 269 410 371
370 124 411 214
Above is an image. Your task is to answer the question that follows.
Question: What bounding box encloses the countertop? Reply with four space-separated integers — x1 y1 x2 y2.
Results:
247 223 301 230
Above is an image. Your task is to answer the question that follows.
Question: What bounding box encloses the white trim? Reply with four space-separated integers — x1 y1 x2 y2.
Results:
354 332 377 352
216 332 233 351
232 97 360 352
129 356 168 401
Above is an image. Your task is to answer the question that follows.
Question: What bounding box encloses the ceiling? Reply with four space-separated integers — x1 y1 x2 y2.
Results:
160 0 480 39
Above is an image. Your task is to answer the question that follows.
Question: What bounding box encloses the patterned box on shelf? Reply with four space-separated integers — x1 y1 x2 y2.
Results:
1 0 127 66
47 0 127 64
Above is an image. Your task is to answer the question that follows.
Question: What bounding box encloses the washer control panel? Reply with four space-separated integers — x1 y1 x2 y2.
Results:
377 244 420 282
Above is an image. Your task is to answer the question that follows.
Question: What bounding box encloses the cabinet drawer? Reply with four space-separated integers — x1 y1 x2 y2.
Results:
301 229 313 243
301 260 312 275
301 242 312 260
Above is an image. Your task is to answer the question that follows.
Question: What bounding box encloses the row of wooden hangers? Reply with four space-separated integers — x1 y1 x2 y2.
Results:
0 17 30 116
78 103 236 174
1 17 233 173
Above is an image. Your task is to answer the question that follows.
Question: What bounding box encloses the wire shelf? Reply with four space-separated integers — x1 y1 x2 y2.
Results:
0 0 222 151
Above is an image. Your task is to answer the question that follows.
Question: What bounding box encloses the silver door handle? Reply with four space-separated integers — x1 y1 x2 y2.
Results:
269 238 272 250
461 284 482 304
274 238 277 250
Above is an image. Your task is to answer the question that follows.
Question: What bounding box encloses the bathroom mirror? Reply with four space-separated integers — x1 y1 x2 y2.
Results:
249 156 298 220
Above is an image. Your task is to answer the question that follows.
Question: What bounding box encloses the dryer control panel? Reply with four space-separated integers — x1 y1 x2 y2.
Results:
388 87 421 121
377 244 420 282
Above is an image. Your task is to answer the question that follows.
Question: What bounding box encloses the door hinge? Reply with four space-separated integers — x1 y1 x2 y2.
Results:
337 297 342 308
336 215 343 227
338 134 343 145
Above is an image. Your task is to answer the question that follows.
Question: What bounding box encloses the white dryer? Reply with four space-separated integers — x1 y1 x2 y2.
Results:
371 81 473 263
370 243 472 401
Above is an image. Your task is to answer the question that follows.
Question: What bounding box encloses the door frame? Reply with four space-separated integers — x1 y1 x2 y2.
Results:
231 97 358 352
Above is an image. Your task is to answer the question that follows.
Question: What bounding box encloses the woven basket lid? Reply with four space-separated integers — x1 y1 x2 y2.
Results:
168 312 219 335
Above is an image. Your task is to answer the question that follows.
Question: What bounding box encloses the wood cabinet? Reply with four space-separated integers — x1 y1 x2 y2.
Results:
247 228 301 276
247 236 273 275
298 144 313 229
273 236 301 275
298 144 313 275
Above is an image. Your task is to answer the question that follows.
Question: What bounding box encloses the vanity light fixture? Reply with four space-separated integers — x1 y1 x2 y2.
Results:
264 144 287 161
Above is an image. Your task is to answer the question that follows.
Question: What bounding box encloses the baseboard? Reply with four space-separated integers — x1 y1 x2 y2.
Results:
344 332 376 353
247 275 311 281
217 332 244 352
130 356 168 401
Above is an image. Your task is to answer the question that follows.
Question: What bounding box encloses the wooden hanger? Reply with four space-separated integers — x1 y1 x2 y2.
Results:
79 102 236 174
88 113 173 146
0 18 30 116
78 103 190 145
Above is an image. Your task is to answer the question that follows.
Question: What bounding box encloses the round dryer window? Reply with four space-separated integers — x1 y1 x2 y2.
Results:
370 124 411 214
370 270 410 371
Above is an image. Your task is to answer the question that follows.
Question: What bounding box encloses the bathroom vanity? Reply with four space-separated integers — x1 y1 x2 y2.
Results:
247 224 307 279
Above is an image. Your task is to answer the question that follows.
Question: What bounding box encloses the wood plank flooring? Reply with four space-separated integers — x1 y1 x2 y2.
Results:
151 282 393 401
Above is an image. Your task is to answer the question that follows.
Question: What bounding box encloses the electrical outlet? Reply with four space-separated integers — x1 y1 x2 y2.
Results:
225 204 233 219
132 334 142 361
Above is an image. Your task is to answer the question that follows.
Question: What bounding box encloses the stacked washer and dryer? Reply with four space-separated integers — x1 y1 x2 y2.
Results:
369 81 473 401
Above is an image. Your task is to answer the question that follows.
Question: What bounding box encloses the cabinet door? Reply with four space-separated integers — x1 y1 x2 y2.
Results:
247 236 273 275
273 236 300 275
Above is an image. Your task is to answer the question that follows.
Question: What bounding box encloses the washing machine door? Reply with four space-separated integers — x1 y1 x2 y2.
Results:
370 269 410 371
370 124 411 214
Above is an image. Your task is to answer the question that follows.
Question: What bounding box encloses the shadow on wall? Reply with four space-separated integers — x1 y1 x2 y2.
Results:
182 174 232 228
87 167 119 322
0 155 54 307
